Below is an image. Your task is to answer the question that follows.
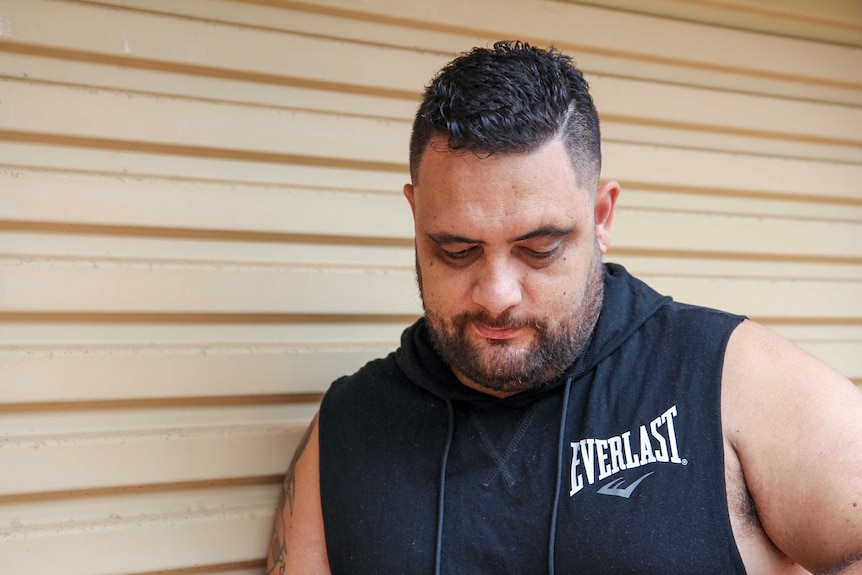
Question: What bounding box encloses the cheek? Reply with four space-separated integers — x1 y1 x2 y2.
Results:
425 271 466 303
532 256 591 311
417 255 460 305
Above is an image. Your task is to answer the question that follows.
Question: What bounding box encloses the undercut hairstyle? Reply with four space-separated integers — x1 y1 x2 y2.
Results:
409 40 602 193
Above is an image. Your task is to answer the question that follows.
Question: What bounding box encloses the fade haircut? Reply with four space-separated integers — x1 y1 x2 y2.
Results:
409 40 602 193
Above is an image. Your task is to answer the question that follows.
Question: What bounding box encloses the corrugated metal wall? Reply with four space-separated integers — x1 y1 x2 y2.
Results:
1 0 860 572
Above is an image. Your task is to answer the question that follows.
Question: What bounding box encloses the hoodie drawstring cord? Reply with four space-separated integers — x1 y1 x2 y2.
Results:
434 398 455 575
548 374 574 575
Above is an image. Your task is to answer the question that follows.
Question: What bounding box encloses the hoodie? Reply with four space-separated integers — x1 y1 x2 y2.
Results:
319 263 747 574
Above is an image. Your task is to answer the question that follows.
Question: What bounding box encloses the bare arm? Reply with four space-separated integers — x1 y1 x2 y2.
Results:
723 321 862 575
267 413 330 575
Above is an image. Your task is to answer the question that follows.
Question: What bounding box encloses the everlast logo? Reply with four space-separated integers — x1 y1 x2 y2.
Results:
570 405 684 497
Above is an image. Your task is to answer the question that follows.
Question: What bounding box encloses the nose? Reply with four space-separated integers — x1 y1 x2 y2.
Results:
472 258 523 315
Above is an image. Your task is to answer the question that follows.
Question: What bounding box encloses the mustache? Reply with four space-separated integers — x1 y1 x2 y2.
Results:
451 309 545 332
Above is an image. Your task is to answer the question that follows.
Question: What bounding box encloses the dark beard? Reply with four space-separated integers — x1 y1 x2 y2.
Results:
420 254 604 394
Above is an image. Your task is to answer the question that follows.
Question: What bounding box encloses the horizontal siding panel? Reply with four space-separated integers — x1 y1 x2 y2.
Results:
0 170 411 239
2 340 854 408
0 321 410 347
0 51 417 121
0 0 442 96
3 78 860 166
4 165 862 240
82 0 470 55
0 143 409 193
573 0 862 49
0 262 420 315
0 346 387 403
4 54 860 167
609 255 862 281
638 274 862 319
0 231 415 270
4 170 861 264
602 122 862 165
6 230 862 281
279 0 862 88
768 325 862 341
0 422 303 496
585 55 862 109
1 403 319 437
3 16 862 154
613 207 862 260
603 142 862 203
2 260 859 318
620 189 862 223
0 79 410 166
57 0 862 94
591 74 862 145
0 483 278 536
12 319 858 354
77 0 862 106
0 504 272 575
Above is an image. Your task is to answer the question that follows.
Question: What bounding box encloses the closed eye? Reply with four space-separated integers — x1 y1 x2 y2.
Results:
442 246 479 260
520 242 563 261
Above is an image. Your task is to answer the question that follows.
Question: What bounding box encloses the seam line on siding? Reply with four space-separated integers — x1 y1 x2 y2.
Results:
0 39 419 100
0 130 408 172
0 394 325 413
244 0 862 91
0 312 421 324
0 476 283 505
0 221 414 246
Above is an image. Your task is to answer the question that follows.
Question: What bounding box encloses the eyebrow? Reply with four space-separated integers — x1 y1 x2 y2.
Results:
426 225 574 246
512 225 574 243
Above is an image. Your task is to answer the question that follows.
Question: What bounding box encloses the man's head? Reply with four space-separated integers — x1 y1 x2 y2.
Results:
409 40 602 193
404 42 619 397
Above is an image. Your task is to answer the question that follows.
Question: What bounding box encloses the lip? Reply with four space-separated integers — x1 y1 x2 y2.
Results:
473 322 522 340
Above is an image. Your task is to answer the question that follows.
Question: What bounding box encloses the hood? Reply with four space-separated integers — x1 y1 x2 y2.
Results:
395 263 671 407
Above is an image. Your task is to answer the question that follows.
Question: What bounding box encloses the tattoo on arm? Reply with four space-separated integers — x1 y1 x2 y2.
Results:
267 413 319 575
268 510 287 575
285 413 318 517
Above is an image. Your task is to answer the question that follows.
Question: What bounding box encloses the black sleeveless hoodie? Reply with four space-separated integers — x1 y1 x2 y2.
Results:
319 263 747 574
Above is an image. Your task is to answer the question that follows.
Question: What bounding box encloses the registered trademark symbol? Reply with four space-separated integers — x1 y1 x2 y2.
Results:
681 459 688 465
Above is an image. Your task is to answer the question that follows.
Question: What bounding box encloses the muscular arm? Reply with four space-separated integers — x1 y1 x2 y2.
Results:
723 321 862 575
266 413 330 575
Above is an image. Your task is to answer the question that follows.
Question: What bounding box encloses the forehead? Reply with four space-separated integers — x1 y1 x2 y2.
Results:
412 138 591 236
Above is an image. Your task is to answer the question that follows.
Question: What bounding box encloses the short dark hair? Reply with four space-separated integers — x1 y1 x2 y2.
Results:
409 40 602 192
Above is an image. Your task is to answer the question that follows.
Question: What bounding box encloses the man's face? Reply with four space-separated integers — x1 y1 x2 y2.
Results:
404 137 618 396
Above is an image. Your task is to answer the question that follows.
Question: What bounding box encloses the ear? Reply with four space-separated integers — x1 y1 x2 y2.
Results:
594 180 621 255
403 183 416 216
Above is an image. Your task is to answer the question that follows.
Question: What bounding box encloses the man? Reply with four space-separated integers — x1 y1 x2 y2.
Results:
267 41 862 574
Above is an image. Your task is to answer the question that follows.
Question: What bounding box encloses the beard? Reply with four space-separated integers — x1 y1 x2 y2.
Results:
419 248 605 394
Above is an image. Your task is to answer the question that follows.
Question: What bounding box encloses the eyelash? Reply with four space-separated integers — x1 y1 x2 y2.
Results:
526 246 559 260
442 247 476 260
441 245 560 261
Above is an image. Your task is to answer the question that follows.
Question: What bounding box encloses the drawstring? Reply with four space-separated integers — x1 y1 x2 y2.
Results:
548 374 574 575
434 373 577 574
434 399 455 575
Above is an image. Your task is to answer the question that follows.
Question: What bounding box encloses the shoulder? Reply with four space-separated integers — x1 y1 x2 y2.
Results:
644 300 745 347
721 319 857 415
722 320 862 573
320 349 444 437
323 352 401 400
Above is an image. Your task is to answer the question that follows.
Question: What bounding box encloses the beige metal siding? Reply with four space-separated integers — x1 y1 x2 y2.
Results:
1 0 860 572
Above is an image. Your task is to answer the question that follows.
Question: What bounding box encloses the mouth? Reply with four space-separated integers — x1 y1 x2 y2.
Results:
473 322 524 341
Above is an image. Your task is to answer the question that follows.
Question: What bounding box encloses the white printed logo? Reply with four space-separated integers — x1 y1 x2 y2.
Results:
570 405 685 497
